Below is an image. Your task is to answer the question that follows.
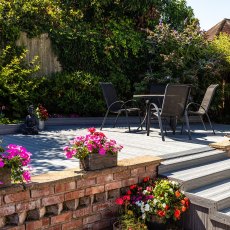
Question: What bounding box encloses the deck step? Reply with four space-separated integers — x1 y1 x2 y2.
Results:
159 149 227 174
185 179 230 210
210 208 230 226
162 158 230 191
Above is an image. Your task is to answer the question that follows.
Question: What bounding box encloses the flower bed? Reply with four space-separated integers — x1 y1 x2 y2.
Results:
115 177 189 229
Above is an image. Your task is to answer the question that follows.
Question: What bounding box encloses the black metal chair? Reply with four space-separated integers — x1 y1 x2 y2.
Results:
100 82 142 131
147 84 192 141
184 84 219 134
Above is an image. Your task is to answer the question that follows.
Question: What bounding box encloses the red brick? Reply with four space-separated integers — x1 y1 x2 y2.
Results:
62 219 83 230
77 178 96 188
105 181 122 191
26 217 50 230
3 226 26 230
31 187 54 198
55 181 76 193
65 190 84 201
73 206 92 218
50 212 72 225
83 214 101 225
122 178 138 187
0 205 15 216
130 167 146 176
46 225 61 230
97 174 114 184
92 201 113 212
16 200 41 212
114 170 131 180
42 194 64 206
4 191 30 204
145 164 158 173
85 185 104 196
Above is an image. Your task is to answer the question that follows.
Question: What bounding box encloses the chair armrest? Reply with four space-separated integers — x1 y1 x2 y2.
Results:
108 100 124 110
121 99 138 108
149 103 161 115
186 102 207 113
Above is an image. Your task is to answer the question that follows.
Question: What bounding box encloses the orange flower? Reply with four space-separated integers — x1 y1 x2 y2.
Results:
181 199 185 205
174 209 181 219
175 190 181 198
181 206 187 212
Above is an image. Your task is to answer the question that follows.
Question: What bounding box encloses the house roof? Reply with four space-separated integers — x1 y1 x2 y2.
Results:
206 18 230 41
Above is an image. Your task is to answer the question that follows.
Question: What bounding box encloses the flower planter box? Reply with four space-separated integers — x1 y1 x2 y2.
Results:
0 167 11 188
80 153 117 171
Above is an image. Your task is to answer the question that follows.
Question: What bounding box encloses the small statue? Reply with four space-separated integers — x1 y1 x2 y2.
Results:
20 105 39 135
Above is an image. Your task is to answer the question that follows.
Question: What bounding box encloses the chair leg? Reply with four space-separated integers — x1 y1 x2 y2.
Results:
206 113 215 134
180 122 184 134
185 111 191 140
113 112 120 128
125 110 131 132
138 110 143 130
200 116 206 130
100 110 109 130
158 116 165 141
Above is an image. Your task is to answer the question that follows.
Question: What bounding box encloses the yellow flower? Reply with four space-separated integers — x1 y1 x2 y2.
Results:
127 210 133 216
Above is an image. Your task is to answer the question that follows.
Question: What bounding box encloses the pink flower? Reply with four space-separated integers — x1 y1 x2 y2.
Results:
22 171 31 182
0 159 4 168
115 198 124 205
99 148 106 155
88 127 96 133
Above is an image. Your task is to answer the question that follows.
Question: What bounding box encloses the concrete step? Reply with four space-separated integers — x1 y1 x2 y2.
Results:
159 149 227 174
162 158 230 191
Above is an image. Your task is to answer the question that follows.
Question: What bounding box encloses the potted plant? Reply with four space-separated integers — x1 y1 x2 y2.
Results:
0 143 32 187
115 177 189 230
64 127 123 170
35 104 49 130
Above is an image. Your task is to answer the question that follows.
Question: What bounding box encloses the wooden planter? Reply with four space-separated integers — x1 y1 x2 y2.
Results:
0 167 11 188
80 153 117 171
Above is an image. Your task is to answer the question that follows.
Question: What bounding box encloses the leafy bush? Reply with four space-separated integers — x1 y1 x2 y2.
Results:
32 71 105 116
0 46 41 118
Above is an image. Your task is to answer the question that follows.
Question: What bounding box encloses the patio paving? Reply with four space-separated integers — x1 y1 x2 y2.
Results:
0 123 229 175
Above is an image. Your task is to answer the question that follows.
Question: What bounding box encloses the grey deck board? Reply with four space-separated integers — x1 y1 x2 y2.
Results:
0 123 229 175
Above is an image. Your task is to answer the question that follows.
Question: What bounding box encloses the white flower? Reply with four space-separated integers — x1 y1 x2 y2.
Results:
144 204 150 211
142 190 147 195
142 213 146 219
162 203 166 208
153 199 158 205
169 188 173 193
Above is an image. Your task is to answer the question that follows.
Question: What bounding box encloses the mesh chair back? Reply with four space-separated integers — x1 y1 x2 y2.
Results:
198 84 219 114
161 84 191 117
99 82 122 112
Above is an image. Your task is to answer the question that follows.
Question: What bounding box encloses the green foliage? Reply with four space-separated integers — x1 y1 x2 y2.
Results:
141 22 229 117
0 46 41 118
32 71 105 116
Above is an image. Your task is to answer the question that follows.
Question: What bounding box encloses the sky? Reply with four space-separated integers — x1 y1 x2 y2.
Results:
186 0 230 31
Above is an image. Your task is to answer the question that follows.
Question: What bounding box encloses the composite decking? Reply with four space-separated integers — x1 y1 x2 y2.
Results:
0 122 229 175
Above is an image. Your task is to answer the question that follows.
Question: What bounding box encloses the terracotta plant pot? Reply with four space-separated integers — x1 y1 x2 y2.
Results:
0 167 11 188
146 216 166 230
80 153 117 171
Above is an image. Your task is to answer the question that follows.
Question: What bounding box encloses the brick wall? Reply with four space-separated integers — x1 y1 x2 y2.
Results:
0 156 161 230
